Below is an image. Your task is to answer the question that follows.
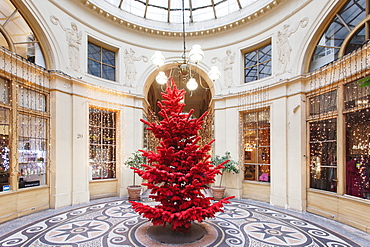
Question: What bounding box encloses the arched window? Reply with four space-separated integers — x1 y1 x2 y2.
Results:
0 0 45 66
309 0 368 71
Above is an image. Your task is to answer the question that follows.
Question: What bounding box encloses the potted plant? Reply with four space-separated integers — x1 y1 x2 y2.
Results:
124 151 145 200
211 151 240 200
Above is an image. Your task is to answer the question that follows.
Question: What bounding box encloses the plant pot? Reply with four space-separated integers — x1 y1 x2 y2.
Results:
127 185 142 200
211 186 226 201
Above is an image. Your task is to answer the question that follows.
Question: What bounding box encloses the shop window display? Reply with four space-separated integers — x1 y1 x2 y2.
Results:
309 119 337 192
308 90 338 192
89 108 116 180
243 109 270 182
18 114 47 188
17 85 48 189
344 80 370 199
0 108 10 192
346 110 370 199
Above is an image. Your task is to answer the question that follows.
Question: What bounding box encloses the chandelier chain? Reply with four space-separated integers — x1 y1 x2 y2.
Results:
182 0 186 60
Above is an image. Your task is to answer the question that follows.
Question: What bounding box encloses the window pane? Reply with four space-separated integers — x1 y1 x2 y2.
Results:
18 87 46 112
245 66 257 82
89 127 101 144
102 65 115 81
259 44 271 63
102 111 116 127
258 165 270 182
309 90 337 116
245 164 257 181
103 128 115 145
244 50 257 68
309 0 366 71
243 109 270 181
258 147 270 164
102 48 115 66
0 32 9 49
89 108 101 126
324 17 350 48
244 112 257 127
258 128 270 146
0 0 16 26
0 78 9 105
3 11 32 44
309 119 337 192
244 130 257 163
346 109 370 200
18 114 47 188
244 43 271 83
340 0 366 30
89 108 116 180
88 42 101 61
345 25 365 54
145 5 168 23
88 42 116 81
88 59 101 77
259 60 271 79
344 79 370 109
0 108 10 192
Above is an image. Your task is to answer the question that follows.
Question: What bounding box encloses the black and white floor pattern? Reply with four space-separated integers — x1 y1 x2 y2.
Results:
0 199 368 246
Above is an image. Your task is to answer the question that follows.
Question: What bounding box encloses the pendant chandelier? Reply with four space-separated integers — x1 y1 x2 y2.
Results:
151 0 221 91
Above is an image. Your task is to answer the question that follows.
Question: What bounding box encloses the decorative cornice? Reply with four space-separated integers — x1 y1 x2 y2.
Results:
76 0 285 37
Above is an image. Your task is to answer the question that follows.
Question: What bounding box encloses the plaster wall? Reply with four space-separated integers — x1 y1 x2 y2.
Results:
5 0 365 224
26 0 334 209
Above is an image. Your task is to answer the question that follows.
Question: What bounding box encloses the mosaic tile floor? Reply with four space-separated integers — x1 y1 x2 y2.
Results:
0 198 369 246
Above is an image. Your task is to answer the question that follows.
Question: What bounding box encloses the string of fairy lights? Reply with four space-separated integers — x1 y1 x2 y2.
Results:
308 41 370 199
0 45 50 191
238 85 270 182
87 83 127 181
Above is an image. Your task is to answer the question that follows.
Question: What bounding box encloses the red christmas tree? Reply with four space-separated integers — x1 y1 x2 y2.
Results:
131 78 233 232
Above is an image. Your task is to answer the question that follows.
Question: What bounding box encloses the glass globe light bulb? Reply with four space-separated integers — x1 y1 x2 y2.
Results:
156 71 167 85
189 44 204 63
208 66 221 81
186 78 198 91
151 51 165 67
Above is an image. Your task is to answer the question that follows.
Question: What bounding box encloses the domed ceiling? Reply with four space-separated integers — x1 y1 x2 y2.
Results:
80 0 281 35
105 0 257 23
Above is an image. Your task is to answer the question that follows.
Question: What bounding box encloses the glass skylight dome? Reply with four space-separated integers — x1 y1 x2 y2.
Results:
104 0 259 23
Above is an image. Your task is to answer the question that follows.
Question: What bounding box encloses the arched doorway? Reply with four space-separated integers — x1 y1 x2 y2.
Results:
147 70 212 118
144 67 214 151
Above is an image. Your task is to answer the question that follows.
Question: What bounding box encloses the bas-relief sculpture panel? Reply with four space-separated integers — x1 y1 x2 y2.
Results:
124 48 148 87
276 17 309 75
212 49 235 88
51 16 82 72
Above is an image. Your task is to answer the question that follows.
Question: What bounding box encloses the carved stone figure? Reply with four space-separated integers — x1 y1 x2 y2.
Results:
212 49 235 88
51 16 82 71
124 48 148 86
276 17 308 74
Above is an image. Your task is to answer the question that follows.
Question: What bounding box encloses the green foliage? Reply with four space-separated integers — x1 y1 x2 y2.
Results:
359 75 370 87
125 151 145 169
211 151 240 174
125 151 145 186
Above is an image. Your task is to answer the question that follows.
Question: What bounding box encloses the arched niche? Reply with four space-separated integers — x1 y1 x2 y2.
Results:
145 63 214 119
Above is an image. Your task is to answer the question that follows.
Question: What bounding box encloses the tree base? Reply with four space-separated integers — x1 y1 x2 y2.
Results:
147 222 206 244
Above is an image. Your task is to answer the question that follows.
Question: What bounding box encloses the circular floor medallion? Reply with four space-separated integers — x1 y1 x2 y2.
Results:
44 220 110 244
244 222 312 246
